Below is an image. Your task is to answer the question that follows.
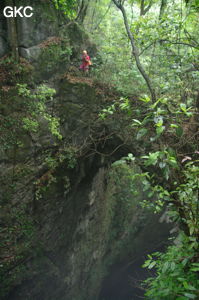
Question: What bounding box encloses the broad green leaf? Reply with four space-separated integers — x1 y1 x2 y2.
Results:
176 126 183 137
144 152 160 166
159 162 166 168
180 103 187 112
183 293 197 299
170 123 178 128
139 95 151 103
136 128 148 140
162 261 169 273
170 262 176 271
132 119 142 125
156 126 165 135
148 261 156 269
183 281 189 289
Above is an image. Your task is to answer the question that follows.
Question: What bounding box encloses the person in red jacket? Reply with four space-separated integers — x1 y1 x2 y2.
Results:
80 50 91 72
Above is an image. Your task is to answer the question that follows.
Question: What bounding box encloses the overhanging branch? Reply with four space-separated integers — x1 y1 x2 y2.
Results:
112 0 156 101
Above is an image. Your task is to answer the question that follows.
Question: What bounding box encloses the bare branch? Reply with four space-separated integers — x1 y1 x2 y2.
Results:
139 38 199 56
159 0 167 20
112 0 156 101
143 0 153 15
140 0 153 16
159 39 199 49
93 1 112 31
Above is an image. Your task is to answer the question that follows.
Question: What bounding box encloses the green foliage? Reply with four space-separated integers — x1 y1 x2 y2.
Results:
99 104 116 119
1 0 198 298
35 146 77 200
112 153 136 166
95 38 198 295
95 18 198 290
18 83 62 140
143 233 199 300
52 0 78 18
142 150 178 180
38 40 72 74
86 0 199 100
0 83 62 156
141 183 169 213
173 161 199 237
98 97 131 120
0 56 33 86
107 162 142 245
143 161 199 298
22 117 39 133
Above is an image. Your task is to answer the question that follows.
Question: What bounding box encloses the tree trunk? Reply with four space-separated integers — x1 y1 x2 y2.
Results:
76 0 90 23
112 0 156 102
140 0 145 16
140 0 153 16
159 0 167 20
6 0 19 61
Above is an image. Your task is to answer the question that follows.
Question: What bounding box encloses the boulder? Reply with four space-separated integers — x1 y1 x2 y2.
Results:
16 0 58 48
19 45 42 62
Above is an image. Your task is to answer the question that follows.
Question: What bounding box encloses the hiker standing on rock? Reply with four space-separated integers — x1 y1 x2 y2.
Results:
80 50 91 73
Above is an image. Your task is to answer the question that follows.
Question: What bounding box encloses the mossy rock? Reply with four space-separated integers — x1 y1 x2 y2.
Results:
31 38 71 80
63 22 98 60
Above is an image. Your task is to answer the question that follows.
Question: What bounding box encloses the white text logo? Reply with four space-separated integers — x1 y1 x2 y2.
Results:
3 6 34 18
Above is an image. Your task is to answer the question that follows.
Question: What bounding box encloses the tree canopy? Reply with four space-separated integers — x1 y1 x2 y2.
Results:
82 0 199 298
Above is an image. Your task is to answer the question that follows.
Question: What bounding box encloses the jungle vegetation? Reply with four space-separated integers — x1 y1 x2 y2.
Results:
68 1 199 298
2 0 199 299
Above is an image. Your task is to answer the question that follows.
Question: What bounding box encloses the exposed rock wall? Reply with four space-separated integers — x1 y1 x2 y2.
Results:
0 0 97 62
0 74 171 300
0 0 58 59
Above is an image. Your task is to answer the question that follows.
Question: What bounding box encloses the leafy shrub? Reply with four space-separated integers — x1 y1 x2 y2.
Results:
143 233 199 300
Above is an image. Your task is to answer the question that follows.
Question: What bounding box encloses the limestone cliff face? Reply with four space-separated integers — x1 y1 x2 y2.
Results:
0 0 58 59
0 2 171 300
0 0 97 63
0 78 171 300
